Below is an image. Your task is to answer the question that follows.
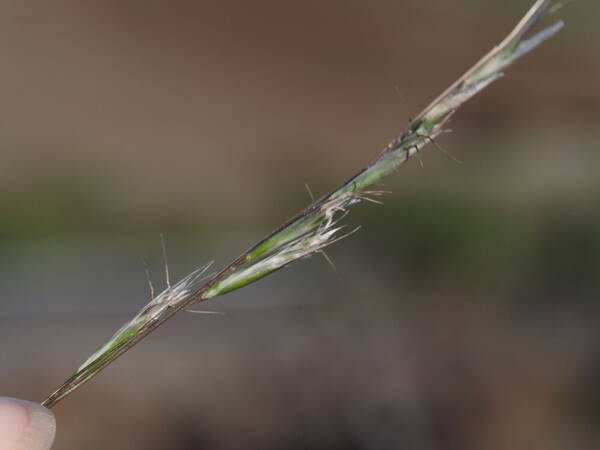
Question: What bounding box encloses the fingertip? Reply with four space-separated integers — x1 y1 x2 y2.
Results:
0 397 56 450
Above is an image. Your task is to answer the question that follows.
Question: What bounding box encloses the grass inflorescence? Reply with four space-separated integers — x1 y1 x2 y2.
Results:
42 0 564 408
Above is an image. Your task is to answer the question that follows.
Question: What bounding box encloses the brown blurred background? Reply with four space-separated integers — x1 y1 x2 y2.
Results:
1 1 599 449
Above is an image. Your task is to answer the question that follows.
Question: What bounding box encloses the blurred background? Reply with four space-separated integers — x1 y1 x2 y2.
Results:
0 1 599 449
